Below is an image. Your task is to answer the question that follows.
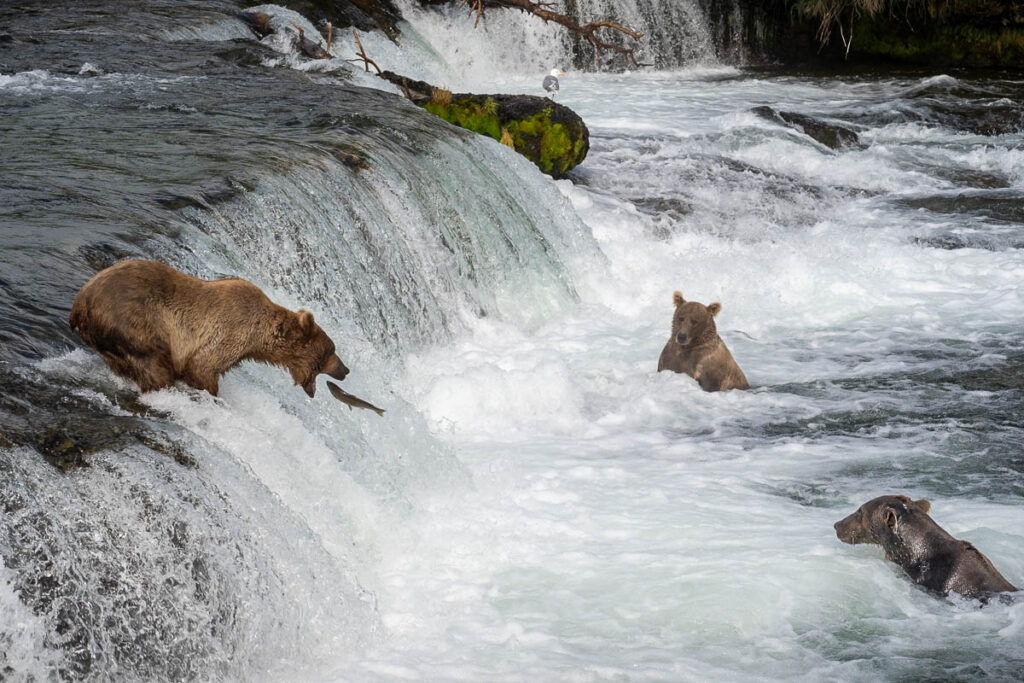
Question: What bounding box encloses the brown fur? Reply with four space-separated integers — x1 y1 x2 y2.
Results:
657 291 748 392
69 260 348 397
834 495 1018 599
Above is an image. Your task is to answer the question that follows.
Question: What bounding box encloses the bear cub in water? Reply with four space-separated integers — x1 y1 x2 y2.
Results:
834 495 1017 599
70 259 349 397
657 291 748 392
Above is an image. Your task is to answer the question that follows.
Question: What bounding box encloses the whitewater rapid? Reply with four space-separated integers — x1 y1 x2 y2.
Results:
335 67 1024 680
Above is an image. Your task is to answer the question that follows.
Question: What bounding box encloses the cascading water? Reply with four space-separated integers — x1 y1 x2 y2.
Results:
570 0 714 66
3 0 1024 681
378 0 715 88
0 2 593 677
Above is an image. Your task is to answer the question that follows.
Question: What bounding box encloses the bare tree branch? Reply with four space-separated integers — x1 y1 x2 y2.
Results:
460 0 486 28
348 28 382 74
478 0 648 68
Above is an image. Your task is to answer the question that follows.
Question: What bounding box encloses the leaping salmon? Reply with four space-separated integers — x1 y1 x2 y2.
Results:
327 381 385 417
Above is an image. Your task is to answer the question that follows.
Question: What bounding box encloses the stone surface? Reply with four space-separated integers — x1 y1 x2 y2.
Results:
381 71 590 178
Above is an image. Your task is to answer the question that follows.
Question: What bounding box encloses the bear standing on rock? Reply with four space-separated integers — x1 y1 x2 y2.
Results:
658 291 748 392
70 260 349 397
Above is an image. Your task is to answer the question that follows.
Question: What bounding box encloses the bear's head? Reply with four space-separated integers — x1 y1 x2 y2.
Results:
670 291 721 347
833 495 932 546
275 309 349 397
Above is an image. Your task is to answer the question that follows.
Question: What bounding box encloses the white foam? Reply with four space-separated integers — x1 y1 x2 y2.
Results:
0 557 61 677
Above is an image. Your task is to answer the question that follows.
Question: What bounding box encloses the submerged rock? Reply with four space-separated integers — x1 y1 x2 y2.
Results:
238 9 333 59
0 367 187 471
753 106 859 150
381 71 590 178
240 0 403 39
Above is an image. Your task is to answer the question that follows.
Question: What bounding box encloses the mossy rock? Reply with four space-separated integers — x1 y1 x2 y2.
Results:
381 71 589 178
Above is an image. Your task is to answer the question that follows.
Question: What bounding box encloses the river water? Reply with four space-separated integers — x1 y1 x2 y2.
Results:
1 1 1022 681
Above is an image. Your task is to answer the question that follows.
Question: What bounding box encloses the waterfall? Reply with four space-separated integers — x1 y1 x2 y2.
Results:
172 124 594 356
382 0 717 89
570 0 715 67
0 3 603 676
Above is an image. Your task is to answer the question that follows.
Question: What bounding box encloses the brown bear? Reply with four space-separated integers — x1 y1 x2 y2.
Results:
69 259 349 397
834 495 1018 599
657 291 749 392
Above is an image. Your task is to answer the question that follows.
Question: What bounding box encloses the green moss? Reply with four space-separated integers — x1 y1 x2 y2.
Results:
503 111 573 175
779 0 1024 68
421 97 588 177
424 100 503 141
850 17 1024 67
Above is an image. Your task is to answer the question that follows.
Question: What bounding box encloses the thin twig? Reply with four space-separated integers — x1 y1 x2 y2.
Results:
351 29 382 74
474 0 647 69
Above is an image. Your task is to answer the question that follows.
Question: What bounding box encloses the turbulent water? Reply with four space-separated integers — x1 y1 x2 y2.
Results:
2 1 1023 681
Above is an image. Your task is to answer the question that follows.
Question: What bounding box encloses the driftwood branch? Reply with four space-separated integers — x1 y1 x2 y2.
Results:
348 29 382 74
460 0 486 28
477 0 648 69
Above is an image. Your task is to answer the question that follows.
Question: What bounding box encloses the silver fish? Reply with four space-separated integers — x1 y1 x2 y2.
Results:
326 381 385 416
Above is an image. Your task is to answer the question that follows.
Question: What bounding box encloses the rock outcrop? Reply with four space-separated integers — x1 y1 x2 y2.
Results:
381 72 590 178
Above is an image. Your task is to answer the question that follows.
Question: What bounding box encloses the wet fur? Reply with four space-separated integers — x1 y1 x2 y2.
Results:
70 260 343 396
834 495 1017 599
657 291 748 392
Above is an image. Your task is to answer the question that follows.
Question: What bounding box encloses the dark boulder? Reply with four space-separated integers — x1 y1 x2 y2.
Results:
753 106 859 150
238 0 402 39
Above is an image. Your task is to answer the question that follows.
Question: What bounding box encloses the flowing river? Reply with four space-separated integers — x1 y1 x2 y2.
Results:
2 1 1023 680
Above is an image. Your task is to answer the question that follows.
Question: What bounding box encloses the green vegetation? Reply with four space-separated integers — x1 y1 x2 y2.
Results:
424 98 503 141
787 0 1024 66
423 95 589 177
379 71 589 176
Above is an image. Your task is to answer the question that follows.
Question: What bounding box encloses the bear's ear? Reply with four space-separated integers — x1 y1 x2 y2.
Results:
913 499 931 514
673 291 685 306
298 309 315 333
884 507 899 531
707 302 721 317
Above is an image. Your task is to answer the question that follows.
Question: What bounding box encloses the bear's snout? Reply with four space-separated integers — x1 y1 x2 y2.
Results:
321 353 349 381
675 332 688 345
833 516 859 544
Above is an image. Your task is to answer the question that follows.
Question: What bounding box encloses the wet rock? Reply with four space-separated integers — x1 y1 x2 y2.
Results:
752 106 859 150
329 147 370 172
239 0 402 40
156 178 251 212
238 10 273 39
0 367 183 471
293 24 331 59
900 192 1024 224
380 71 590 178
948 360 1024 392
237 9 332 59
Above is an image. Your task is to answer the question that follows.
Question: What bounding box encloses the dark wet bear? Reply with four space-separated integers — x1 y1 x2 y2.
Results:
834 495 1017 599
70 259 349 396
657 291 748 392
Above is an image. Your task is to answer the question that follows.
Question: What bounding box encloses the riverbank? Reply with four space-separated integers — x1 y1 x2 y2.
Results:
702 0 1024 69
